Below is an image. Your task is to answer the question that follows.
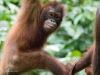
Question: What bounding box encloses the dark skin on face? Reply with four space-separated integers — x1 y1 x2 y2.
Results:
39 3 63 33
44 7 61 32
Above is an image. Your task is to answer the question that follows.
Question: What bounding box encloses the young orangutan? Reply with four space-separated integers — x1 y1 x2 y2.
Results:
0 0 68 75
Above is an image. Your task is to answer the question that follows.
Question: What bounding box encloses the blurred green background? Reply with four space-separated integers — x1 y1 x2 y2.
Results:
0 0 99 75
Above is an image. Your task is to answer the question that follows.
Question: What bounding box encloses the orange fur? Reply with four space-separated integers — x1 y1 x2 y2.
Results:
0 0 67 75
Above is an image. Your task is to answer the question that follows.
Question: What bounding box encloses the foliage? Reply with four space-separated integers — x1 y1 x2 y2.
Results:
0 0 99 75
